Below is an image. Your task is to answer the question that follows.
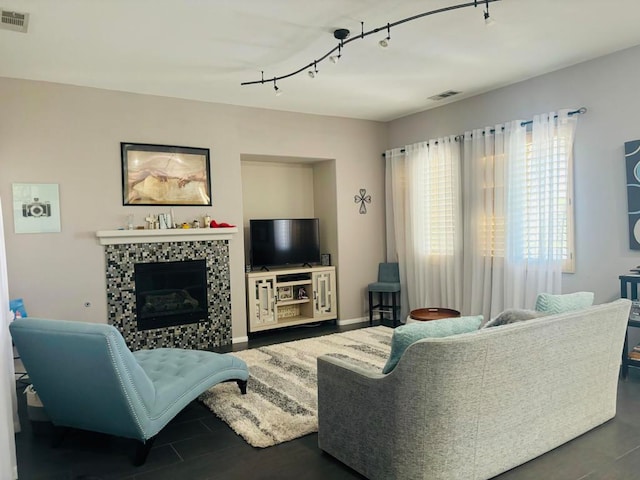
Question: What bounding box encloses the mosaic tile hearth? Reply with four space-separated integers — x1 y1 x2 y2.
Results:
104 240 231 351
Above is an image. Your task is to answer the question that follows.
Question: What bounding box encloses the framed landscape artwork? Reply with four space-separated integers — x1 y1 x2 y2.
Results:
121 143 212 206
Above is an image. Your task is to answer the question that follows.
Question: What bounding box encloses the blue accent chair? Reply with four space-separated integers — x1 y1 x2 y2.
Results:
368 262 401 326
9 317 249 465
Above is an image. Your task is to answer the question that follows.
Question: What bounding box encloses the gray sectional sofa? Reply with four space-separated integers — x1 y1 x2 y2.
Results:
317 298 631 480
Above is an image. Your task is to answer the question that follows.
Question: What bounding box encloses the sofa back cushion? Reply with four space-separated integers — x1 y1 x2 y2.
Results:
482 309 544 328
382 315 483 374
535 291 594 315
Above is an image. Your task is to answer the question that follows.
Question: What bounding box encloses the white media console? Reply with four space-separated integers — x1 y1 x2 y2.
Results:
246 266 336 332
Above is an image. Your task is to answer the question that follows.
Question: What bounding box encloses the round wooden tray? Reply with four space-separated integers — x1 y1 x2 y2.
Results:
409 307 461 322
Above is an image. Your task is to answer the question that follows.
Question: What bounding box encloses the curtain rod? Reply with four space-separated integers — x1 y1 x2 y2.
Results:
382 107 588 156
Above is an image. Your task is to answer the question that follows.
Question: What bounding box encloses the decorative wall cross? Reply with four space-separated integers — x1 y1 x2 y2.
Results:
354 188 371 214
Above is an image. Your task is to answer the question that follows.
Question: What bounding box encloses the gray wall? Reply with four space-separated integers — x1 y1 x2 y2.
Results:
0 78 387 341
388 44 640 306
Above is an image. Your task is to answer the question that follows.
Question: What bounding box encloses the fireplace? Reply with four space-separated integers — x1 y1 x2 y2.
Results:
97 228 237 351
134 259 208 331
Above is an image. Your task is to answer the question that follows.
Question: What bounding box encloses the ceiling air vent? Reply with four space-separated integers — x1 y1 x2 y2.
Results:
428 90 461 101
0 9 29 33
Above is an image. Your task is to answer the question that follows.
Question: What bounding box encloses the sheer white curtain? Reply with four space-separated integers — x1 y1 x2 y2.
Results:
462 111 577 319
385 147 408 316
385 137 462 317
1 197 19 480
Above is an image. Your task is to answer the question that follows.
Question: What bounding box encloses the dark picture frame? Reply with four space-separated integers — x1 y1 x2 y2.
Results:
121 142 211 206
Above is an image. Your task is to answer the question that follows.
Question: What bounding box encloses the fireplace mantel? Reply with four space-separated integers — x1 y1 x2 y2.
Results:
96 227 238 245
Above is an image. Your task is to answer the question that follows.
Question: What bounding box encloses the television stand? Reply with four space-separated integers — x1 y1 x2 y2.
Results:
246 266 337 333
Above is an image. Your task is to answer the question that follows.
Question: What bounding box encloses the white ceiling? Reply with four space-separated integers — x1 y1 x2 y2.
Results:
2 0 640 122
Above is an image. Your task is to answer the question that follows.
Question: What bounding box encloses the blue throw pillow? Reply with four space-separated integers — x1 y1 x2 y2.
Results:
382 315 483 374
534 292 594 315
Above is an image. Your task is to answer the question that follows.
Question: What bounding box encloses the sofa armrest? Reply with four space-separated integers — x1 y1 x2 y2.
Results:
317 354 405 478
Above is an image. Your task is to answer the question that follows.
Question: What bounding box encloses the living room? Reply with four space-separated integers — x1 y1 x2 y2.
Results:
4 1 640 478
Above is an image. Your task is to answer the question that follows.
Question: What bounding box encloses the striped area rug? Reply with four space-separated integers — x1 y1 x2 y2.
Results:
200 326 393 448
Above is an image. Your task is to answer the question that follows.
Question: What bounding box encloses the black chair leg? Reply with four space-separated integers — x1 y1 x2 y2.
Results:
133 437 156 466
368 291 374 326
622 330 629 379
392 292 399 326
237 379 248 395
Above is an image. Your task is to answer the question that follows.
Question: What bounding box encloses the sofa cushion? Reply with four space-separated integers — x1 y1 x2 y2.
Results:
535 291 594 315
382 315 483 374
482 309 543 328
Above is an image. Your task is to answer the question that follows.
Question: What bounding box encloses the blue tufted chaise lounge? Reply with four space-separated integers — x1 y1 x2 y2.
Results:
10 317 249 465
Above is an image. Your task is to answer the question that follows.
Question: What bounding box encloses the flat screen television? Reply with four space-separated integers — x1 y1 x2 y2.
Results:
250 218 320 269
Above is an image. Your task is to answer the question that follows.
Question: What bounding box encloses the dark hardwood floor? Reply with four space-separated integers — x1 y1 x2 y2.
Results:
13 321 640 480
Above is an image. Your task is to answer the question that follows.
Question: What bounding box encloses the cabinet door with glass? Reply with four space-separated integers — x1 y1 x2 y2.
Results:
247 274 277 330
312 267 336 319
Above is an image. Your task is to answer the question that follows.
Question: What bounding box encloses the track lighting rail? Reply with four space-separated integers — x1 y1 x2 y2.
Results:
241 0 501 89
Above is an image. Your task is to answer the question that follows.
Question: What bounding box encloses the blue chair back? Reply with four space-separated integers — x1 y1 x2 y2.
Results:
378 263 400 283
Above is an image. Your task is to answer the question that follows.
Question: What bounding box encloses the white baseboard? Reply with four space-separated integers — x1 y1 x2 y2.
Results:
337 317 369 326
232 336 249 344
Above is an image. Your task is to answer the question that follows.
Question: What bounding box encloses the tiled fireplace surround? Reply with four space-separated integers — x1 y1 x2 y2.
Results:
96 229 237 351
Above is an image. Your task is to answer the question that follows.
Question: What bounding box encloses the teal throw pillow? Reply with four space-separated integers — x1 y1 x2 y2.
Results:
534 292 594 315
382 315 483 374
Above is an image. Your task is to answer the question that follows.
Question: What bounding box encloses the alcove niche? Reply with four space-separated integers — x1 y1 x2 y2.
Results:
240 154 338 271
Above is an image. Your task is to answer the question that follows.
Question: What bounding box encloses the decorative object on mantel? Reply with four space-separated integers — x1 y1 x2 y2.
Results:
12 183 61 234
121 142 212 206
210 219 236 228
145 213 159 230
354 188 371 214
199 326 392 448
625 139 640 249
240 0 499 95
158 213 172 229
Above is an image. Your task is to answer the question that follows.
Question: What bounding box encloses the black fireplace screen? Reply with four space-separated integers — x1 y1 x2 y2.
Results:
134 259 208 331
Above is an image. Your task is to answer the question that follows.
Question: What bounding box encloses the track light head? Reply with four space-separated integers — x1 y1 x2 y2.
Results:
273 80 282 96
484 10 495 25
379 24 391 48
483 0 495 25
308 61 318 78
329 45 342 64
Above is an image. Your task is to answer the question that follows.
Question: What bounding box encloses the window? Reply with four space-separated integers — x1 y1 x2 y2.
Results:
522 132 575 272
479 130 575 272
413 141 459 257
